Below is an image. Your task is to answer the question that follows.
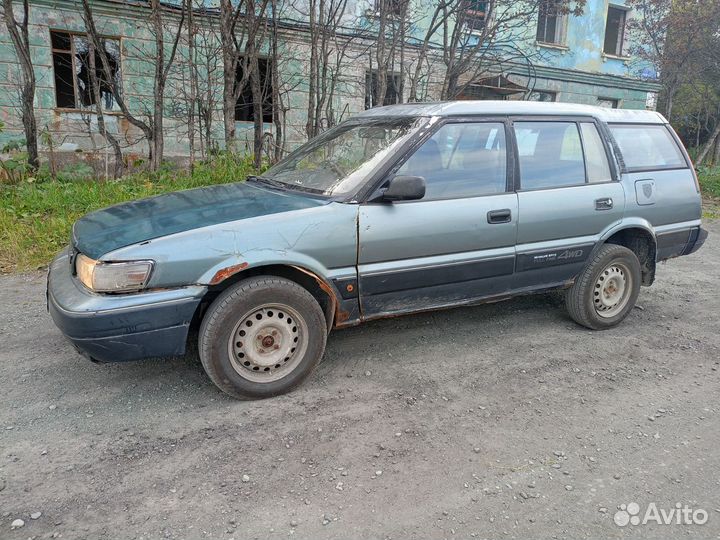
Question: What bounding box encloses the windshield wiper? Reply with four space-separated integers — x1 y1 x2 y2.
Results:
248 174 329 198
247 175 288 190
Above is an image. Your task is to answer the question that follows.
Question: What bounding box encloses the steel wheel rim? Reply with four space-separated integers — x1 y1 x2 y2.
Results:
593 262 632 318
227 303 308 383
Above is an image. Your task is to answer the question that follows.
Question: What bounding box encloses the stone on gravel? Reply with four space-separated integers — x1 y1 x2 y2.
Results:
10 519 24 529
241 474 250 483
30 512 42 520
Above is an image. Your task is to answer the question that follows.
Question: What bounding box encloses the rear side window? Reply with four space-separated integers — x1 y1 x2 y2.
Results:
580 122 612 183
609 124 686 170
514 122 586 189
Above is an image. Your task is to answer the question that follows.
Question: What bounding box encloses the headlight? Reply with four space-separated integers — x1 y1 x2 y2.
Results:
75 254 154 292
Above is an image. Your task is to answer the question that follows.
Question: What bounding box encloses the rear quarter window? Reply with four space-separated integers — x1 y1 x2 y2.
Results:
609 124 687 171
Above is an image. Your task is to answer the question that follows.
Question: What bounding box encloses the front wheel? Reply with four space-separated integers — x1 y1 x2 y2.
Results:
565 244 641 330
199 276 327 399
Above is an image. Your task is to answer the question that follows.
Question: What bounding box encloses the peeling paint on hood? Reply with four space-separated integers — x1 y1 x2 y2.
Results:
72 181 328 259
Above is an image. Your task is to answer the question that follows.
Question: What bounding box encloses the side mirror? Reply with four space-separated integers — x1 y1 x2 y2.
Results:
382 175 426 202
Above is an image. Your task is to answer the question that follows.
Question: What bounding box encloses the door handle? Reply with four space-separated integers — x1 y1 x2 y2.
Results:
487 208 512 224
595 197 613 210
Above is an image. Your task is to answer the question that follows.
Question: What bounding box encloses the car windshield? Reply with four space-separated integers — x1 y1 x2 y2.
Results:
262 117 424 196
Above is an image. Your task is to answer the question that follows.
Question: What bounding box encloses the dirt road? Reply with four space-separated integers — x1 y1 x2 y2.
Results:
1 222 719 540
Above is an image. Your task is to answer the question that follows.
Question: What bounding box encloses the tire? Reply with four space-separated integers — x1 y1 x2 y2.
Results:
199 276 327 399
565 244 641 330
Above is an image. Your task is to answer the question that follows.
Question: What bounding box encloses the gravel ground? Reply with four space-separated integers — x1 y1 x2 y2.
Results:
1 221 719 540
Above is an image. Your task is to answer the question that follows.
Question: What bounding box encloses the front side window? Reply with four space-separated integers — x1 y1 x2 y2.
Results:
536 0 567 45
515 121 585 189
603 6 628 56
51 30 121 111
395 122 507 200
263 117 422 196
609 124 686 171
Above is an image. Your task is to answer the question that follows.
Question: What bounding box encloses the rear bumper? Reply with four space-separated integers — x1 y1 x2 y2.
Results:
656 226 708 260
682 227 708 256
47 248 207 363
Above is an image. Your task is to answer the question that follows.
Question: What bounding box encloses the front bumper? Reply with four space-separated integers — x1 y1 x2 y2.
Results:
47 248 207 363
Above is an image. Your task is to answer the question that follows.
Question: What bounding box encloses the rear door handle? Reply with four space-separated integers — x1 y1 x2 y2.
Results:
595 197 613 210
487 208 512 224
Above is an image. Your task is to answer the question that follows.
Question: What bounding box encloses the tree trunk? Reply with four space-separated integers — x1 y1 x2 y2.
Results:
187 0 196 171
220 0 237 149
270 0 283 162
88 39 123 178
250 54 263 168
713 133 720 167
696 123 720 166
150 0 165 171
3 0 39 170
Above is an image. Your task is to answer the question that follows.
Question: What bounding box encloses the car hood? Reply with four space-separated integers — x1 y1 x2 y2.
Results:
72 182 328 259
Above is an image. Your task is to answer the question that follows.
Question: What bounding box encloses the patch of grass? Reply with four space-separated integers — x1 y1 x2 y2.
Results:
698 167 720 219
0 154 260 272
3 159 717 273
698 167 720 198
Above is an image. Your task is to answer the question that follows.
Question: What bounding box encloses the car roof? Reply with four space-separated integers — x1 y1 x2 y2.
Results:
354 100 667 124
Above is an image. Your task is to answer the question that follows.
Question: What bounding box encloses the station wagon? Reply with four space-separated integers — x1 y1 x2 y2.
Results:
47 101 708 399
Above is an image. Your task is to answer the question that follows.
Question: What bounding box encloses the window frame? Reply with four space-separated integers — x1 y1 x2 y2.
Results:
49 29 123 113
535 0 568 46
373 0 405 18
361 116 515 204
597 97 620 109
464 0 489 33
509 115 619 192
234 55 274 124
607 122 692 174
603 5 629 57
364 69 403 109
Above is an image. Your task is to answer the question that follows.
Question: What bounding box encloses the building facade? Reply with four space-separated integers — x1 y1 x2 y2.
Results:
0 0 661 163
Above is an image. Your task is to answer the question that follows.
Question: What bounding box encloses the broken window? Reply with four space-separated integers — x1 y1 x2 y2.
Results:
597 97 620 108
464 0 487 32
51 30 121 111
603 5 628 56
234 56 273 123
536 0 567 45
527 90 557 102
364 70 401 109
375 0 405 18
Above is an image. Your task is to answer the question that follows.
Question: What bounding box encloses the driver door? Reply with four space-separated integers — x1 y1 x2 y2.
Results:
357 120 519 318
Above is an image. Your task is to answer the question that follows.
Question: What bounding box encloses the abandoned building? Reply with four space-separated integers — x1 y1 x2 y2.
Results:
0 0 661 162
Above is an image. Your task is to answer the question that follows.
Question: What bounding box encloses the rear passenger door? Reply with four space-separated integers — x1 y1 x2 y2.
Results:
512 118 625 289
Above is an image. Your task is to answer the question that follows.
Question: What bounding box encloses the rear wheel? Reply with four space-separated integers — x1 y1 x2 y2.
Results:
565 244 641 330
199 276 327 399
